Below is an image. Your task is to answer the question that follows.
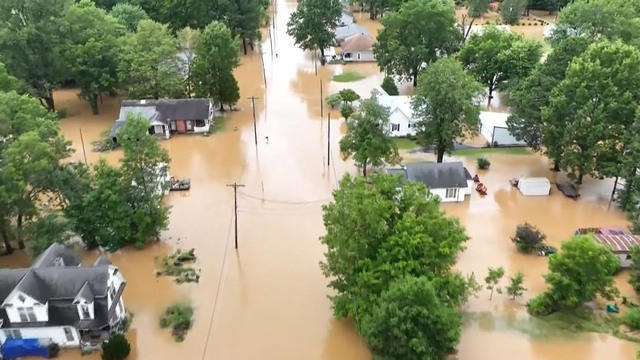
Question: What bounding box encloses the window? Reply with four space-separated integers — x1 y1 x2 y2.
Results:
26 307 37 322
195 119 205 127
80 304 91 319
357 53 361 60
5 329 22 339
17 307 28 322
170 121 177 131
64 327 75 342
344 53 352 59
391 124 400 132
154 125 164 134
445 188 458 199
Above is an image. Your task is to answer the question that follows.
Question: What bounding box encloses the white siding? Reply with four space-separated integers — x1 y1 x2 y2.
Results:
619 253 632 268
3 291 48 324
479 111 526 146
343 51 375 62
388 110 416 137
0 326 80 347
431 187 468 203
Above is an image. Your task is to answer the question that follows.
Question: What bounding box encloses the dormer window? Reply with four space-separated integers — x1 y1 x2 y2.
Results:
80 304 91 319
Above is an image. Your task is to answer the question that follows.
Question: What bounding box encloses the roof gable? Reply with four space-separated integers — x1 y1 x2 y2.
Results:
405 162 470 189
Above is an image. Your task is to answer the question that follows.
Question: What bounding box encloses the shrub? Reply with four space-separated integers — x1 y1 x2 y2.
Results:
47 343 60 358
381 76 399 96
527 294 554 316
56 109 68 118
623 308 640 330
477 157 491 169
160 303 194 342
511 222 546 253
101 334 131 360
326 93 342 109
629 245 640 294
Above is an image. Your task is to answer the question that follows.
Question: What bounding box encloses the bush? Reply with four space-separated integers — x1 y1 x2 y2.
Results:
381 76 399 96
56 109 67 118
101 334 131 360
326 93 342 109
623 308 640 330
160 303 194 342
511 222 546 253
477 157 491 169
47 343 60 358
527 294 554 316
629 245 640 294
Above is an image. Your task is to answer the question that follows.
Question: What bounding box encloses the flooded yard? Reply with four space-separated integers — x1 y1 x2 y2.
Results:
1 1 638 359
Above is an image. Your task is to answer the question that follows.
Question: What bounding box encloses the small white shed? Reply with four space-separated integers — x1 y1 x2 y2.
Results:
517 177 551 196
479 112 526 146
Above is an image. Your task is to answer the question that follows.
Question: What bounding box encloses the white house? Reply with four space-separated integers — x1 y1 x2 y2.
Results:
110 98 214 143
479 111 527 146
335 24 370 43
375 91 417 137
388 162 473 203
0 244 127 350
341 33 375 62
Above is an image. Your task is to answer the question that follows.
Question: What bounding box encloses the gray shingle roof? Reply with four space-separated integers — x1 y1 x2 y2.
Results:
403 162 471 189
118 98 211 125
0 269 28 301
31 243 81 268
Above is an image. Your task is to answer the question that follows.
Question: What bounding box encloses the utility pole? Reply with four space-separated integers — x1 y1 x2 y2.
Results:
320 79 323 117
226 182 245 250
79 128 88 167
248 96 260 145
327 112 331 166
259 44 267 89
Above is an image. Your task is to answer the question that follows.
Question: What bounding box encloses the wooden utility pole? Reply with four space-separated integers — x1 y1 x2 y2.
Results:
226 182 245 250
327 112 331 166
248 96 260 145
79 128 88 167
320 79 323 117
259 44 267 89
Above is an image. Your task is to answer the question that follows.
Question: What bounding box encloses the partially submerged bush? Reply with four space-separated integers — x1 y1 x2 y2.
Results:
623 308 640 330
527 294 554 316
326 93 342 109
477 157 490 170
381 76 399 96
511 222 546 253
101 334 131 360
156 249 200 284
160 303 194 342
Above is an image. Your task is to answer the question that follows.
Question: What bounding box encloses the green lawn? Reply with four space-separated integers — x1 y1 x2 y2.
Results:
332 71 366 82
452 147 531 156
393 138 420 150
209 116 228 134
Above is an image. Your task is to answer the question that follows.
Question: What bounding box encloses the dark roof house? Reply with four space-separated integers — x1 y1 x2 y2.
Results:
391 162 472 189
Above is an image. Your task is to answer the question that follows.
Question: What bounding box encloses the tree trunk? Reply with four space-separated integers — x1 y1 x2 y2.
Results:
220 103 224 111
577 173 584 185
242 37 248 55
487 86 494 106
412 70 419 87
320 48 326 65
552 160 560 172
1 226 13 255
17 214 24 250
369 7 374 19
436 146 445 163
90 93 99 115
42 95 56 112
363 159 368 176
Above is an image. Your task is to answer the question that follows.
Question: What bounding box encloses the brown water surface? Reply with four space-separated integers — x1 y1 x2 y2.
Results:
1 1 637 359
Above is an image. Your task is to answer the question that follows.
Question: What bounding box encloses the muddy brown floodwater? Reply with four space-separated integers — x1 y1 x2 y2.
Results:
1 0 637 359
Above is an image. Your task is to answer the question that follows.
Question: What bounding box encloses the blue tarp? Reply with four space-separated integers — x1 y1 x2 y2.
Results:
1 338 49 359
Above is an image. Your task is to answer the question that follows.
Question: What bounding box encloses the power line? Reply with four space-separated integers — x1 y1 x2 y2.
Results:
238 191 331 205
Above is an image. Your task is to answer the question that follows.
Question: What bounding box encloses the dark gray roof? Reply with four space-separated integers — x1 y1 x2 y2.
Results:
0 269 28 301
118 98 211 125
93 255 111 267
403 162 470 189
15 266 109 303
31 243 81 268
76 281 95 302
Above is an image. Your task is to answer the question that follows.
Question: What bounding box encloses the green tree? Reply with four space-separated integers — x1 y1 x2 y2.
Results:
24 211 73 258
411 58 483 163
374 0 460 86
507 271 526 300
321 173 469 317
117 113 171 247
542 41 640 184
286 0 342 64
326 93 342 109
468 0 490 17
528 235 619 315
63 1 124 114
225 0 265 55
339 93 400 176
340 103 354 121
629 245 640 294
484 266 504 300
118 19 185 99
177 27 200 97
338 89 360 105
511 222 546 253
101 333 131 360
110 3 149 32
381 76 399 96
459 26 542 105
0 0 70 110
500 0 527 25
0 63 21 93
193 21 241 110
361 276 462 360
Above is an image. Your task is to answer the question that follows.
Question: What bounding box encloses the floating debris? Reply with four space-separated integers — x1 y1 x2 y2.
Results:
156 249 200 284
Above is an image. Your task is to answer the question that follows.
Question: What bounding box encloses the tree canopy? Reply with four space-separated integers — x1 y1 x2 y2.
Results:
373 0 460 86
110 3 149 32
339 92 400 175
459 26 542 105
411 58 483 163
286 0 342 63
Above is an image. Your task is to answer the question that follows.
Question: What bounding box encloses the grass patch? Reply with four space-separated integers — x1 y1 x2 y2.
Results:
159 303 194 342
393 138 420 150
452 147 532 156
156 248 200 284
91 129 116 152
332 71 366 82
209 116 228 134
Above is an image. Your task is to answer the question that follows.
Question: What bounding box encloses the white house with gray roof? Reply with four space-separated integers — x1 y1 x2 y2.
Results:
388 162 473 203
111 98 214 142
0 244 126 350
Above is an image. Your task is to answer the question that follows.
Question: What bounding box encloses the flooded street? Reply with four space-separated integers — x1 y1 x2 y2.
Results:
1 1 638 359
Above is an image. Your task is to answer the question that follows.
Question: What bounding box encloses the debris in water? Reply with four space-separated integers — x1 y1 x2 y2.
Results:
159 302 194 342
156 248 200 284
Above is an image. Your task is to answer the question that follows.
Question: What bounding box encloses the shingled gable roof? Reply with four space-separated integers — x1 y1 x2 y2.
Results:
391 162 471 189
117 98 211 125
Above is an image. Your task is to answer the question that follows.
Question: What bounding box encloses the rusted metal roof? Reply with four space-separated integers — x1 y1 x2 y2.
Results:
577 228 640 253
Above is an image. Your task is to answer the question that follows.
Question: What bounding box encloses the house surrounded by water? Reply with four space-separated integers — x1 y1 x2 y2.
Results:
0 244 127 350
387 162 473 203
576 227 640 268
110 98 214 142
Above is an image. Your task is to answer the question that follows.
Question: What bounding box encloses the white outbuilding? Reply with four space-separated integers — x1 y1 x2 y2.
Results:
479 111 527 146
517 177 551 196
